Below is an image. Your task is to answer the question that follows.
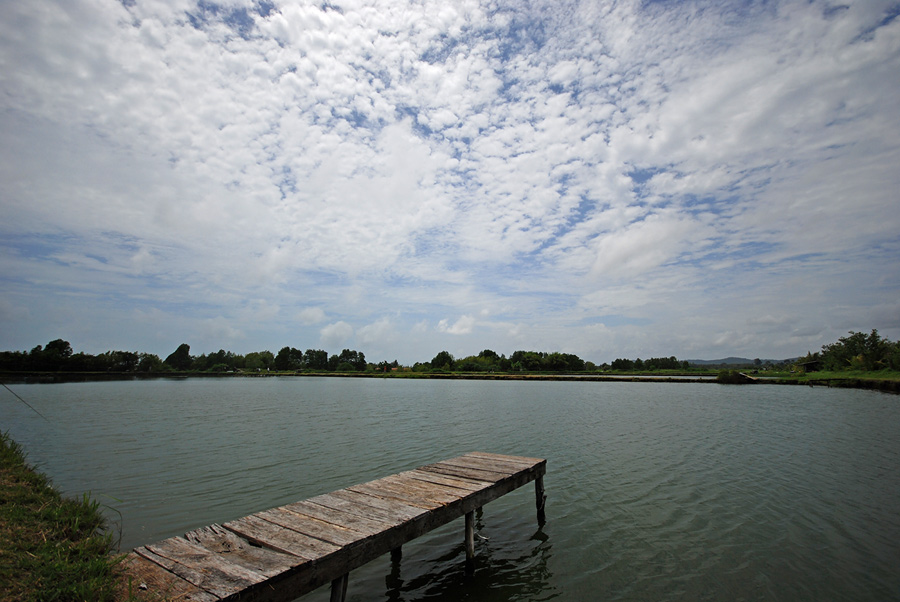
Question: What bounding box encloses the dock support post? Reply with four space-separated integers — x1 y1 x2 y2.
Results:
330 573 348 602
465 510 475 572
390 546 402 561
535 475 546 525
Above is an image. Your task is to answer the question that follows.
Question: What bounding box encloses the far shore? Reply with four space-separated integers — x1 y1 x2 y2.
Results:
2 370 898 393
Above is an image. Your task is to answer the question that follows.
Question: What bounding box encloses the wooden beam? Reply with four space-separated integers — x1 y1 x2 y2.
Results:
464 510 475 572
329 573 348 602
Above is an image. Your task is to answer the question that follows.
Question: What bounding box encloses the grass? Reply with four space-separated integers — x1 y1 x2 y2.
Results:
0 432 123 602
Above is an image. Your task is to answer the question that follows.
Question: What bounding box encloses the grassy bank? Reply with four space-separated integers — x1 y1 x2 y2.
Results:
0 432 121 602
771 370 900 393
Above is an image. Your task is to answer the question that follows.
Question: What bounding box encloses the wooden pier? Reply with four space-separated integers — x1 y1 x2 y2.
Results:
122 452 547 601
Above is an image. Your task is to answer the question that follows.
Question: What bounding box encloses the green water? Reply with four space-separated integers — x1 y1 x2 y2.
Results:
3 377 898 600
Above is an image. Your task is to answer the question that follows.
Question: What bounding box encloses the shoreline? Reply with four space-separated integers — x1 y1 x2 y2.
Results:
2 370 898 393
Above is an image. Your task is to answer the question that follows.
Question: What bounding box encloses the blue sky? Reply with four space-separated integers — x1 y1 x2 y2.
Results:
1 0 898 364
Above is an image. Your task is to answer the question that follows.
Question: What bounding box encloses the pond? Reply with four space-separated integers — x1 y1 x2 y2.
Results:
3 377 898 601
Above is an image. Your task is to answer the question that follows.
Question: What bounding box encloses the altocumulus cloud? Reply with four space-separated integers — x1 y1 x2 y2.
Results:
0 0 898 364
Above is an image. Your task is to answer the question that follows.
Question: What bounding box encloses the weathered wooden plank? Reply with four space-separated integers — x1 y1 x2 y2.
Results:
306 492 419 526
347 480 445 510
142 536 267 599
326 489 427 522
403 469 492 492
418 462 512 483
285 500 395 536
464 451 545 467
223 515 339 560
184 524 297 578
438 455 526 475
122 551 219 602
256 507 364 548
378 474 467 504
462 454 547 475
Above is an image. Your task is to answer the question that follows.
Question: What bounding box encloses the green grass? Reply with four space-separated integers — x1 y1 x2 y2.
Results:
0 432 123 602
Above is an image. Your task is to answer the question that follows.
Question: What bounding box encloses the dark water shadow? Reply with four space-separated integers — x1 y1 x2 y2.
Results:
383 512 557 602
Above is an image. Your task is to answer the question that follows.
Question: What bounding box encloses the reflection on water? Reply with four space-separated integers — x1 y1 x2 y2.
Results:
3 378 899 601
381 510 556 602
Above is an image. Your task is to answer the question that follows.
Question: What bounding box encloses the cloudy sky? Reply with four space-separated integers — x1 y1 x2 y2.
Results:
1 0 898 365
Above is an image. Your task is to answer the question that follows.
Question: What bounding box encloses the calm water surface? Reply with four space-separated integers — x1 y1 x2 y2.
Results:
2 378 899 601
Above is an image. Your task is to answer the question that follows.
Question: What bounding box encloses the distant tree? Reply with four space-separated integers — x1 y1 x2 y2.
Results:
376 360 397 372
337 349 366 371
304 349 329 371
510 351 545 371
430 351 455 370
611 358 634 371
245 350 275 371
164 343 193 371
45 339 73 359
96 350 139 371
137 353 165 372
275 347 303 371
33 339 74 370
327 354 340 371
821 330 891 371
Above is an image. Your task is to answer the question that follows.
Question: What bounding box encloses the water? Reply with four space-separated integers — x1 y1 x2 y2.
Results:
2 377 899 601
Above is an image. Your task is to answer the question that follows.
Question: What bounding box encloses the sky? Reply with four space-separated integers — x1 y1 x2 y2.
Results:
1 0 899 365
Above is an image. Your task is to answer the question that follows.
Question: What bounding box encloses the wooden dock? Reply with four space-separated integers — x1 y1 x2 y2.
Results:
122 452 547 602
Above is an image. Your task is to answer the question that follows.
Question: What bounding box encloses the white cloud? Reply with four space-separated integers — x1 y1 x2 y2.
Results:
437 315 476 335
320 321 354 348
297 307 327 325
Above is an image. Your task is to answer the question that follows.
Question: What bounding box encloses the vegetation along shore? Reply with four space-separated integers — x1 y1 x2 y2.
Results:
0 432 122 602
1 329 898 393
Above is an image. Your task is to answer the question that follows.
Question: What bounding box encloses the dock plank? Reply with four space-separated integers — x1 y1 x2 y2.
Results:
418 461 512 482
223 515 340 560
325 489 427 521
285 500 396 536
379 474 468 504
438 455 525 474
185 524 297 578
255 507 364 547
305 492 416 526
122 551 219 602
347 479 446 509
403 468 492 492
141 536 267 599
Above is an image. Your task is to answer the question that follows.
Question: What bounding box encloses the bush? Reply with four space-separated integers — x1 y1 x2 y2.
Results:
716 370 747 384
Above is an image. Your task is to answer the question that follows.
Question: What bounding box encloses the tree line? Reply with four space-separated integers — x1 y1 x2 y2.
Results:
0 341 379 374
1 330 897 375
799 329 900 372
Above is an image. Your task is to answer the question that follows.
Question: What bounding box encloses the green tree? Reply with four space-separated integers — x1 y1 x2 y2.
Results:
430 351 455 370
137 353 165 372
245 351 275 371
304 349 329 371
611 358 634 371
275 347 303 371
821 330 890 371
164 343 193 371
337 349 366 371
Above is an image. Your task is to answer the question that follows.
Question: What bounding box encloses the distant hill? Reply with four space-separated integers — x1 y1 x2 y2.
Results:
687 357 795 366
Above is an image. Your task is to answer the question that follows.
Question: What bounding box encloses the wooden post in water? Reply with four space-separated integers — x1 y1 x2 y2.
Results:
465 510 475 572
330 573 349 602
535 475 546 525
391 546 402 561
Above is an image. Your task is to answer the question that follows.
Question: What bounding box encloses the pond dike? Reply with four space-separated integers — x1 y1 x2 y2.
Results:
123 452 547 602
